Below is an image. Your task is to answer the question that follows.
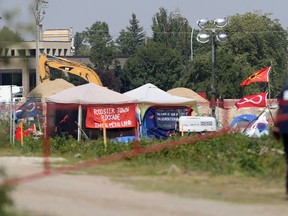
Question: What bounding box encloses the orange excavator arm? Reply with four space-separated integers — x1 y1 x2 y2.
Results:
39 53 103 86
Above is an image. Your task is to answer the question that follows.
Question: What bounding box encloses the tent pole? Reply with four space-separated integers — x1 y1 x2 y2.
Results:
77 105 82 142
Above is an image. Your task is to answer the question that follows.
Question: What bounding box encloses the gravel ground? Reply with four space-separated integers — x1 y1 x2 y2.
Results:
0 156 287 216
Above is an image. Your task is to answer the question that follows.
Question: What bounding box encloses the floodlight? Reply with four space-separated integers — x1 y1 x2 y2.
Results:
197 19 209 29
216 33 228 42
214 18 228 28
196 33 210 43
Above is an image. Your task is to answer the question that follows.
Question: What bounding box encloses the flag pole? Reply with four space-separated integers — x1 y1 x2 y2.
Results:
268 65 272 102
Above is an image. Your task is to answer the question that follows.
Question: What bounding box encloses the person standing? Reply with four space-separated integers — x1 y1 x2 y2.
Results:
274 84 288 199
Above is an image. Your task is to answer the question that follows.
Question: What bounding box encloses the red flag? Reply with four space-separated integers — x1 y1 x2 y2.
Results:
240 67 271 87
235 92 267 109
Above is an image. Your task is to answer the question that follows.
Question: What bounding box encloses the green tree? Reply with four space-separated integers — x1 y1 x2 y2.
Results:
73 32 90 56
183 12 288 98
85 21 116 71
0 168 14 216
0 26 24 64
123 41 184 91
116 13 146 56
152 8 191 64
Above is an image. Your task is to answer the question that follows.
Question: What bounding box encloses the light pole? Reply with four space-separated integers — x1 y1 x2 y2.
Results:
196 18 228 119
33 0 48 86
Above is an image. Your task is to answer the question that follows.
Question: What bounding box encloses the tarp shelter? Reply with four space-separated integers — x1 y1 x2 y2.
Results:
229 113 269 137
123 83 196 139
46 83 138 141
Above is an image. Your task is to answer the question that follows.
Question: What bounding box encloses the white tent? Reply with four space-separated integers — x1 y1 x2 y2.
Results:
46 83 138 141
46 83 137 104
123 83 196 106
123 83 196 139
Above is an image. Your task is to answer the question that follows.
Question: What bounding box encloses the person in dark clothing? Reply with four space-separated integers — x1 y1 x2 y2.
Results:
274 84 288 198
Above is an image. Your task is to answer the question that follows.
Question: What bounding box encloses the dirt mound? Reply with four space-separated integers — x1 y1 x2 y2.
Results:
167 87 208 103
167 87 210 115
27 79 74 102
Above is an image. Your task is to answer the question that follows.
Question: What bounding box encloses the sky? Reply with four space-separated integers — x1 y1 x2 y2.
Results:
0 0 288 40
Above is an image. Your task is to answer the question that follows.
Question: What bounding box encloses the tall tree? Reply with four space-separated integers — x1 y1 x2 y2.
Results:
85 21 116 70
151 8 191 61
123 41 183 91
116 13 146 56
73 32 89 56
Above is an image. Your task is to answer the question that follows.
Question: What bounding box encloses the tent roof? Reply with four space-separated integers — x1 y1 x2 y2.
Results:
230 114 258 127
46 83 137 104
123 83 195 106
167 87 209 103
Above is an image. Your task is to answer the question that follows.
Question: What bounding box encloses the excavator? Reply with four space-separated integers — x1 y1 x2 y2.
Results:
39 53 103 86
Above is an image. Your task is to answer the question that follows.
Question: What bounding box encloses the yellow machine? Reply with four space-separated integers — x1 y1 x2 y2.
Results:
39 53 103 86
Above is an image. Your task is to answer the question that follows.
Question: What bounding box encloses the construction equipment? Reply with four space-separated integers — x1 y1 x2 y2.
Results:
39 53 103 86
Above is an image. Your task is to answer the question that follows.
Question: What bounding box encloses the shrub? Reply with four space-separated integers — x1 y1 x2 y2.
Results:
0 168 14 216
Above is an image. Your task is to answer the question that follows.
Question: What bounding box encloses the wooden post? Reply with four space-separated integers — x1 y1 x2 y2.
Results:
102 120 107 150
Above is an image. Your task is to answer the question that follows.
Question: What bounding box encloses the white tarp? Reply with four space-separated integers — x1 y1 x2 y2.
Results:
46 83 137 104
123 83 195 106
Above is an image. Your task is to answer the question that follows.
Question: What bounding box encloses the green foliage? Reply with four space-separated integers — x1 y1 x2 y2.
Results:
0 26 23 44
0 120 11 147
151 7 191 70
116 13 146 56
85 21 116 71
152 133 283 177
0 168 14 216
73 32 90 56
1 130 284 179
123 40 184 91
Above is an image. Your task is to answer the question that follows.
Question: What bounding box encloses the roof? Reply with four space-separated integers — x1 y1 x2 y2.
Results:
123 83 195 106
46 83 137 104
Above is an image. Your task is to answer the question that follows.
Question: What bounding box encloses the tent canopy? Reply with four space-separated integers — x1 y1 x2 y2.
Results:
123 83 196 139
46 83 137 104
230 114 257 128
123 83 196 106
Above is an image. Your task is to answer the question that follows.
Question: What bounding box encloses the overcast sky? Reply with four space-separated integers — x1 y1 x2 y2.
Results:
1 0 288 39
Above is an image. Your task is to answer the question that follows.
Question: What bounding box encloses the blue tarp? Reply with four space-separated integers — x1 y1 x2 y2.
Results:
142 106 188 139
230 114 268 132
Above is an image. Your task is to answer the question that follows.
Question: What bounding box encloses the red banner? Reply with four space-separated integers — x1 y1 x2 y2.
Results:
85 104 136 129
235 92 267 109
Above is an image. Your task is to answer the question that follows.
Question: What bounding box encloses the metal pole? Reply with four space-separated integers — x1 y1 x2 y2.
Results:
36 22 40 86
190 24 194 61
34 0 48 86
184 20 189 74
211 34 216 119
9 86 13 144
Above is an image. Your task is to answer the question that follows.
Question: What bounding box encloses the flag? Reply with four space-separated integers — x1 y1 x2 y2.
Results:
240 67 271 87
235 92 267 109
15 98 38 119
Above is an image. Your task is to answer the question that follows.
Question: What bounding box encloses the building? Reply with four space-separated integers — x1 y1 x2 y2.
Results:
0 29 74 96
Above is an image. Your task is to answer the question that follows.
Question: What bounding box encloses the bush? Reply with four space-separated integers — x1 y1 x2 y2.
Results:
0 168 14 216
0 129 285 178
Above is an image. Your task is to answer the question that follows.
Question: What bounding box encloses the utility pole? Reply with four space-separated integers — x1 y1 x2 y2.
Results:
33 0 48 86
184 19 189 74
